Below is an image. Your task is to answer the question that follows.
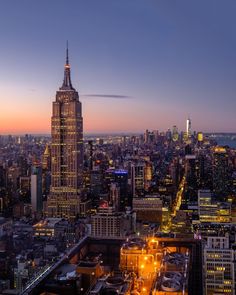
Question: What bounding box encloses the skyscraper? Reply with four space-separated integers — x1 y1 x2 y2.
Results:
45 45 83 219
172 125 179 142
204 236 235 295
31 165 43 214
131 162 145 197
186 116 191 138
213 147 230 200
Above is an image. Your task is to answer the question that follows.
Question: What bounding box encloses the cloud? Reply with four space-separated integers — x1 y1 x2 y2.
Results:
81 94 132 99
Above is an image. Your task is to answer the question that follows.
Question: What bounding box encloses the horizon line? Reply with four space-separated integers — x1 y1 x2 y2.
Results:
1 131 236 136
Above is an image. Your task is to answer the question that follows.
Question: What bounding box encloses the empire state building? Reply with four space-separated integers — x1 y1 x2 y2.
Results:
45 46 83 219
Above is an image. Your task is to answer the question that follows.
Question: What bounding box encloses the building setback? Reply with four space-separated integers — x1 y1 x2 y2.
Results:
45 45 83 219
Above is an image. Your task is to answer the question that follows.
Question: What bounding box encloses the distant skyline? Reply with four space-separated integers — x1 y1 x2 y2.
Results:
1 1 236 134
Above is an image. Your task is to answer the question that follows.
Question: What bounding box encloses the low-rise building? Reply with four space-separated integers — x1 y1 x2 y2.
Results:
33 218 62 238
91 204 135 238
133 195 162 223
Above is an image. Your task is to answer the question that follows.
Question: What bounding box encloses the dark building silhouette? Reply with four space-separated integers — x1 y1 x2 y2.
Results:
213 147 230 200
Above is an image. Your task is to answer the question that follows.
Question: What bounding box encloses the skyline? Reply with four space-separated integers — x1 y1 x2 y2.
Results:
1 1 236 134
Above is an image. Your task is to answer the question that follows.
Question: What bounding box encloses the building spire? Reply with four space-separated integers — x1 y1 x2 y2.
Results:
60 41 75 90
66 40 69 65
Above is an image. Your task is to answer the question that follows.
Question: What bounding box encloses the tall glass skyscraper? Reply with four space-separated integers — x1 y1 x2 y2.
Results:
186 117 191 138
45 46 83 219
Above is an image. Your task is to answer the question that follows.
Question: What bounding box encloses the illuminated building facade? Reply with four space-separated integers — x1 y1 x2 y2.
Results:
198 190 231 223
91 200 136 238
34 217 79 245
186 117 191 138
42 144 51 170
204 236 235 295
172 125 179 142
91 208 123 238
198 190 217 223
91 181 135 238
144 161 152 191
197 132 204 142
45 46 83 219
33 218 62 237
131 162 145 197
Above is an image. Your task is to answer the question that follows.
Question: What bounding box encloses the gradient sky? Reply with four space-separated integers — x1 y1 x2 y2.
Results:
0 0 236 134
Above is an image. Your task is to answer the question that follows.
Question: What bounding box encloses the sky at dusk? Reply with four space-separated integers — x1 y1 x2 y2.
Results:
0 0 236 134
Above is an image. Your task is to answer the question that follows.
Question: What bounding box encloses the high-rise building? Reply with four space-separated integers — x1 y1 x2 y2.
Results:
198 189 231 223
172 125 179 141
166 128 172 141
104 168 129 210
45 46 83 219
114 169 129 209
31 165 43 214
144 129 149 144
196 155 205 187
213 147 230 199
144 161 152 191
109 183 120 211
186 117 191 138
131 162 145 197
204 236 235 295
185 154 197 189
197 132 204 142
42 144 51 170
198 190 218 223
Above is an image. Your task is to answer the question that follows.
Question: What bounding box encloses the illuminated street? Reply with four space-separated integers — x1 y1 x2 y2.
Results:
171 176 186 217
